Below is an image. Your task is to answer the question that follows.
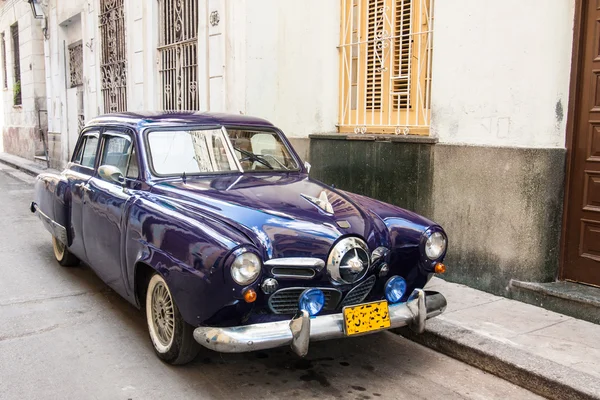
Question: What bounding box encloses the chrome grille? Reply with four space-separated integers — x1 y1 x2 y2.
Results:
268 288 342 314
340 275 377 308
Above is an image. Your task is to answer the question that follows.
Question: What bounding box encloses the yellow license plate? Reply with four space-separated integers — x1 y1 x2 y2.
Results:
343 300 391 336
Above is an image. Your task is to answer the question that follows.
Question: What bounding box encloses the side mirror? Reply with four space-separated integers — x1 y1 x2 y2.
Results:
98 165 125 185
304 161 311 174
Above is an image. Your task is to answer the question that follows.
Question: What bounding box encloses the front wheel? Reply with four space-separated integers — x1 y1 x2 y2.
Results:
145 273 200 365
52 236 79 267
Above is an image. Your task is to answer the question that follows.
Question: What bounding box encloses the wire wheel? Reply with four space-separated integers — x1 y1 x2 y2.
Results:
151 281 175 347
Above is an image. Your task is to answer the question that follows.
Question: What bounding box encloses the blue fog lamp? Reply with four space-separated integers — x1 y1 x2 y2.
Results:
298 288 325 316
385 276 407 304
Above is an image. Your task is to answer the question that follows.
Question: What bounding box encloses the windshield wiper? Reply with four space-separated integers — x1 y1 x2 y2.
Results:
261 154 289 170
233 146 274 170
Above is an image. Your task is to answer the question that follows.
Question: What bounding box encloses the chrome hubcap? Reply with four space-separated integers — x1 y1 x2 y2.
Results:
151 282 174 346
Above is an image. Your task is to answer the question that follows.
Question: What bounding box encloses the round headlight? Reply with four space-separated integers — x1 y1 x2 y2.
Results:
425 232 447 260
231 252 261 285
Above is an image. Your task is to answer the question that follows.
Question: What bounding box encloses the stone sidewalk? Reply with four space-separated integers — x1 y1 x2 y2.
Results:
1 151 599 399
0 152 59 176
400 277 600 400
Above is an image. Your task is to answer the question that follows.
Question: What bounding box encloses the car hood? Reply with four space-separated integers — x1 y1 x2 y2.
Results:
149 174 427 260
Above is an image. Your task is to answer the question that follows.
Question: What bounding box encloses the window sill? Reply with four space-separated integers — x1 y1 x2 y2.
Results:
309 133 438 144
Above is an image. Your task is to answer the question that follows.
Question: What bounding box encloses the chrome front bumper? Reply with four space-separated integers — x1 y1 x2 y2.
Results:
193 289 446 357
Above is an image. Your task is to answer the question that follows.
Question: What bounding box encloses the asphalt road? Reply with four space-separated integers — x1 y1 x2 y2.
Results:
0 163 543 400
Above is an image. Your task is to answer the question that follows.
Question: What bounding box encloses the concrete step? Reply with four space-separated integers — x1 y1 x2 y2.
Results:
34 155 49 167
508 280 600 325
399 277 600 400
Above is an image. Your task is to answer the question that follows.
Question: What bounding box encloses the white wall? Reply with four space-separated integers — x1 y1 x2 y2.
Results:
430 0 575 148
235 0 339 138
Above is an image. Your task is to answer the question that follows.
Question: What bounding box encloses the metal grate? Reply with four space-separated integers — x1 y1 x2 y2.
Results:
268 288 342 314
339 0 434 135
99 0 127 113
158 0 199 111
340 275 377 307
69 43 83 88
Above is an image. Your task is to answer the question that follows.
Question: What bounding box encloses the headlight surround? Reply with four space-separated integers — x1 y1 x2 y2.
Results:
231 252 262 285
424 231 447 260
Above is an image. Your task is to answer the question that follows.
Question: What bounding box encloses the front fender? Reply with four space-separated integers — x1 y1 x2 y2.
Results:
124 194 252 325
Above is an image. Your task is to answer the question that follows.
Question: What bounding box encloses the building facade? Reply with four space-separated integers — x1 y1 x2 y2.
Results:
1 0 596 308
0 0 47 161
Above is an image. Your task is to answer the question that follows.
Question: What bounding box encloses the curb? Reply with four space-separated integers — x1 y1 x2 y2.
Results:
396 319 600 400
0 155 55 177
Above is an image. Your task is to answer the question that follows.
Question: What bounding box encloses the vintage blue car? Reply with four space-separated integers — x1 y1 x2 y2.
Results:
31 112 448 365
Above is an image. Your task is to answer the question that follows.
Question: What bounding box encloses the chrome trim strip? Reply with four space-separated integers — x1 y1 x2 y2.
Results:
194 289 446 356
264 257 325 270
270 267 316 280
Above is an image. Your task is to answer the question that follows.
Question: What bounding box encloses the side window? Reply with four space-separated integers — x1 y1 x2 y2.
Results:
126 146 139 179
100 134 132 175
75 135 99 169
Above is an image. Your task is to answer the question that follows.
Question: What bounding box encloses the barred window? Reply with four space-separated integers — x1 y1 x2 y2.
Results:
11 23 21 106
99 0 127 113
158 0 199 111
1 33 7 89
339 0 433 135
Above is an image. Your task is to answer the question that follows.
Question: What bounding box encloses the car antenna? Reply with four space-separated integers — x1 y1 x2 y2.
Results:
182 171 187 184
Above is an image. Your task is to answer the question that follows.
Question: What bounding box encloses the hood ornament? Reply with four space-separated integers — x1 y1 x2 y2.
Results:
301 190 334 215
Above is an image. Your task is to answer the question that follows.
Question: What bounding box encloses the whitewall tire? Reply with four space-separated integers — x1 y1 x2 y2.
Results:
52 236 79 267
145 273 200 365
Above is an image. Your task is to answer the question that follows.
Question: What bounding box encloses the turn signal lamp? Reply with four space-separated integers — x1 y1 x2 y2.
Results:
243 288 257 303
434 263 446 274
298 288 325 316
385 276 407 304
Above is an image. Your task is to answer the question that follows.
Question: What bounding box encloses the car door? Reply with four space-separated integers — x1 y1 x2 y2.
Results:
64 130 100 262
82 129 139 297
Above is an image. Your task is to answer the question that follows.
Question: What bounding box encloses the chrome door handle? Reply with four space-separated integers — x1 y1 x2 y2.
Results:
75 183 90 192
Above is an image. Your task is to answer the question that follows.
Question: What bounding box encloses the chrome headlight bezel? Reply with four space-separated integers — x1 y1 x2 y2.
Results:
422 229 447 261
230 252 262 285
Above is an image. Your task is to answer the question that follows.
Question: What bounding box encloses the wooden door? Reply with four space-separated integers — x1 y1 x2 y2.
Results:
563 0 600 286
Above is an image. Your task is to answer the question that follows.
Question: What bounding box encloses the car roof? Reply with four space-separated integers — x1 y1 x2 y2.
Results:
85 112 276 131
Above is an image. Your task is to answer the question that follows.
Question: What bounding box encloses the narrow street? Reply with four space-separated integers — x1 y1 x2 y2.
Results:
0 163 541 400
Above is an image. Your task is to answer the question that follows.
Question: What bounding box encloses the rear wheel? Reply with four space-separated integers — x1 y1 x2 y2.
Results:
145 273 200 365
52 236 80 267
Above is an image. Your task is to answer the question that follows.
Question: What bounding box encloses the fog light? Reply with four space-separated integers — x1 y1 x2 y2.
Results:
243 289 257 303
385 276 407 304
298 288 325 316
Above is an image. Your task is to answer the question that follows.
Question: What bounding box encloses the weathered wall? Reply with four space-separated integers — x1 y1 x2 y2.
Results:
309 137 566 296
210 0 340 139
0 0 47 160
431 144 566 294
309 136 436 218
431 0 575 148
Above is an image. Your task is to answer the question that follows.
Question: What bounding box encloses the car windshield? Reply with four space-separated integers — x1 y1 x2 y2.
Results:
147 127 298 175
